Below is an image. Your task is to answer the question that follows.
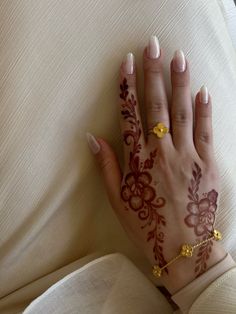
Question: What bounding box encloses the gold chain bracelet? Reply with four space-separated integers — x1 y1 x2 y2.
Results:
152 229 222 278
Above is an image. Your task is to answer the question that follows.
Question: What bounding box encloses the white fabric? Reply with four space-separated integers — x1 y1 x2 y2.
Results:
220 0 236 48
22 254 236 314
172 253 236 313
23 253 173 314
0 0 236 313
189 267 236 313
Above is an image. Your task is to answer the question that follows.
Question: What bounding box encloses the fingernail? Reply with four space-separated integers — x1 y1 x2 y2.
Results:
200 85 209 104
147 35 160 59
173 50 186 72
124 52 134 74
86 132 100 154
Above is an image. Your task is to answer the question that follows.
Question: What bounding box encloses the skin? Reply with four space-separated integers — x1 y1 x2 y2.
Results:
92 46 227 294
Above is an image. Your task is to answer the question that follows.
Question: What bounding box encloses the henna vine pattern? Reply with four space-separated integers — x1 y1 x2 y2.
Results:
185 162 218 277
120 78 168 271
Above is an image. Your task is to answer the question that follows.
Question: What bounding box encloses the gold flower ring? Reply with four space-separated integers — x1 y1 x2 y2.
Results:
151 122 169 139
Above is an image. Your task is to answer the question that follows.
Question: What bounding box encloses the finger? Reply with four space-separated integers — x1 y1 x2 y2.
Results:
143 36 172 147
171 50 194 151
194 86 214 162
119 53 145 164
86 133 122 208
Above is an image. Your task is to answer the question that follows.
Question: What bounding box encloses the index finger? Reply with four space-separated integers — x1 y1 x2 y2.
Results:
119 53 146 166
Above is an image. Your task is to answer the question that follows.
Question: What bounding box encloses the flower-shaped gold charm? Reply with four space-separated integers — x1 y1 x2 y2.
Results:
181 244 194 257
213 229 222 241
152 265 162 278
153 123 169 139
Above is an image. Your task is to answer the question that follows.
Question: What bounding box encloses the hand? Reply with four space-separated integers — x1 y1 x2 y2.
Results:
87 36 227 294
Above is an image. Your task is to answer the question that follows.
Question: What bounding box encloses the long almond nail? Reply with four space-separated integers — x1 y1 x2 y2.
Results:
124 52 134 74
86 132 100 154
200 85 209 104
147 35 160 59
173 50 186 72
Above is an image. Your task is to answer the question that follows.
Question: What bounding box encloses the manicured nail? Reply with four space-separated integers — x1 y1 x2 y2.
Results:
147 35 160 59
86 132 100 154
124 52 134 74
200 85 209 104
173 50 186 72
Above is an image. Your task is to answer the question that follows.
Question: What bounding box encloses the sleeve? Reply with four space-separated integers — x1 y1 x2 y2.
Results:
171 253 236 313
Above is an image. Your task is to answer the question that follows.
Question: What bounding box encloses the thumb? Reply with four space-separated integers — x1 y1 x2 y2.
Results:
86 132 122 207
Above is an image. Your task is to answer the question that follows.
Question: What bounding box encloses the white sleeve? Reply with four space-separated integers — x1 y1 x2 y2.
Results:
189 266 236 313
171 253 236 313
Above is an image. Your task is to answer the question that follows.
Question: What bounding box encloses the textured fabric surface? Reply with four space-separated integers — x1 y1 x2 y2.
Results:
220 0 236 48
0 0 236 313
23 254 236 314
23 253 173 314
189 267 236 313
172 253 236 313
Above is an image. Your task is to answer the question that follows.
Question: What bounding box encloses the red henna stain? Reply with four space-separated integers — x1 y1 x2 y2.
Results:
184 162 218 277
120 78 168 271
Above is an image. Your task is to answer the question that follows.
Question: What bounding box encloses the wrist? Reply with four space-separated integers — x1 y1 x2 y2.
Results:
156 242 227 294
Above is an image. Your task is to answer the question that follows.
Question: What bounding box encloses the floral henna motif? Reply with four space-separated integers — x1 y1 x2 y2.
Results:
121 172 155 211
120 78 168 270
184 162 218 277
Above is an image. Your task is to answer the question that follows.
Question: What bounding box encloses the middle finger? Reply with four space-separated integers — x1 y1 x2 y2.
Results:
143 36 172 147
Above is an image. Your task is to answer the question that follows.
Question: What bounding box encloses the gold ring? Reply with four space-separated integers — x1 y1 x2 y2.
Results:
151 122 169 139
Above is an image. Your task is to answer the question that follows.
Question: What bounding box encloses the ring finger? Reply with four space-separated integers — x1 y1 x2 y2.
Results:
170 50 194 151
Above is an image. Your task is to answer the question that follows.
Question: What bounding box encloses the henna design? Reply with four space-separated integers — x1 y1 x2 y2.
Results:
185 162 218 277
195 238 213 276
120 78 168 270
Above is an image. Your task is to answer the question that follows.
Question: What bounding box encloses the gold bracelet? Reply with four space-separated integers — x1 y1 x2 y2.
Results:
152 229 222 278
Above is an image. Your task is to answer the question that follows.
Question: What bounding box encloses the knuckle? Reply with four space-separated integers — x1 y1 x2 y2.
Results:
172 74 190 88
173 80 189 88
120 73 136 89
147 100 166 113
172 66 190 87
172 110 189 126
144 60 162 74
99 156 112 171
199 113 211 119
199 108 211 118
198 131 211 144
147 66 162 74
126 76 136 89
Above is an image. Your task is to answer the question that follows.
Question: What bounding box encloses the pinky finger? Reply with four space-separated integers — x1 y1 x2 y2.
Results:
194 86 214 162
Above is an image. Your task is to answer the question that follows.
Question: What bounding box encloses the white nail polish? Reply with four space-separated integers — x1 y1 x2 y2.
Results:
200 85 209 104
86 132 100 154
148 35 160 59
124 52 134 74
173 50 186 72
